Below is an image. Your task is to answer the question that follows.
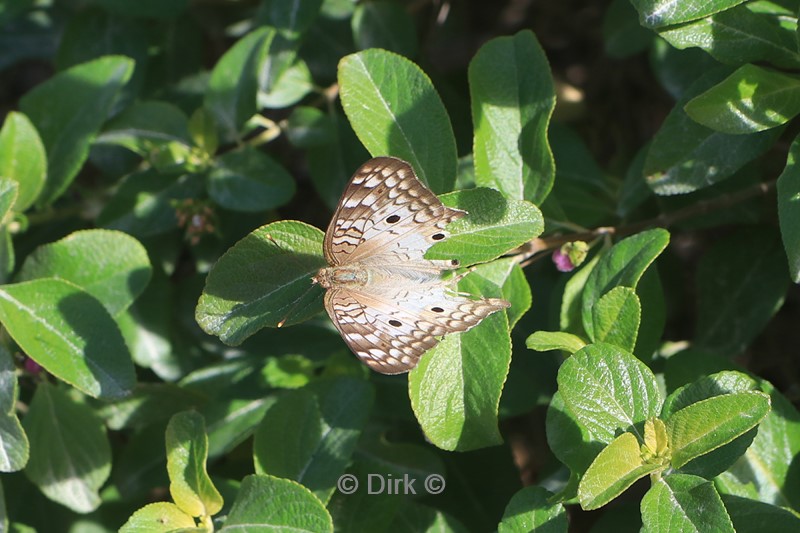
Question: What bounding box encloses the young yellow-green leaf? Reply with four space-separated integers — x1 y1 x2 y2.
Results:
205 27 275 139
0 279 135 399
469 30 556 203
338 49 457 193
666 391 771 468
428 188 544 266
16 229 152 317
591 286 640 352
631 0 749 28
684 64 800 134
23 382 111 513
498 486 567 533
778 134 800 283
641 474 734 533
409 268 511 451
195 220 327 345
221 474 332 532
0 111 45 211
557 343 663 444
582 229 668 339
526 331 586 354
165 411 223 518
207 147 296 212
188 107 218 157
641 418 669 461
19 55 134 206
120 502 197 533
579 432 661 510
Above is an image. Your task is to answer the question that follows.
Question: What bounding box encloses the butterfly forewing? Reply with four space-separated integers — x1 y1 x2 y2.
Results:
317 156 510 374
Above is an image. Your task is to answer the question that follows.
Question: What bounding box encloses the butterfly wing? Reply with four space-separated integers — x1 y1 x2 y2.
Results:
323 157 465 266
324 285 510 374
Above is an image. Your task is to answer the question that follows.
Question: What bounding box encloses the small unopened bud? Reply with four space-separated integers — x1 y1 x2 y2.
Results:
552 241 589 272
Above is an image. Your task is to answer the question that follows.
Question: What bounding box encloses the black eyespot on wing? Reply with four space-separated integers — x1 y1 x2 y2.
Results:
389 319 402 327
450 259 459 266
431 306 444 313
432 233 445 240
386 214 401 224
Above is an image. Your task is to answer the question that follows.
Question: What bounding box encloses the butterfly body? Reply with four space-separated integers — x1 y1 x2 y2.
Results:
316 156 510 374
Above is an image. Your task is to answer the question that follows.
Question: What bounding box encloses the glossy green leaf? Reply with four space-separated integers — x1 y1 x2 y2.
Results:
631 0 749 28
427 188 544 266
0 279 135 399
18 55 134 205
469 30 555 203
685 64 800 134
0 111 45 211
723 495 800 532
778 134 800 283
695 228 789 356
254 377 373 503
641 474 734 532
0 179 16 227
526 331 586 354
120 502 196 533
409 267 511 451
165 411 223 517
23 382 111 513
662 370 760 418
259 57 314 109
658 2 800 70
338 49 457 193
557 343 663 444
17 229 152 317
221 474 332 532
591 287 641 352
666 391 770 468
579 432 660 510
195 221 327 345
205 27 275 139
207 147 296 212
0 344 16 414
352 2 417 58
644 69 782 195
498 486 567 533
0 410 28 473
582 229 669 339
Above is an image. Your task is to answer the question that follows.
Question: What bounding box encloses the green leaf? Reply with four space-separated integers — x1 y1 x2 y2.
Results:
409 269 511 451
88 0 189 19
16 229 152 317
526 331 586 354
685 64 800 134
0 344 16 414
388 502 467 533
778 134 800 283
715 381 800 508
498 486 567 533
695 228 789 356
560 253 600 338
0 179 16 226
557 343 663 444
582 228 669 339
631 0 750 28
578 432 661 510
603 0 653 59
286 106 335 148
591 287 641 352
207 147 296 212
120 502 196 533
666 391 770 468
195 221 327 345
469 30 556 203
23 382 111 513
257 0 323 37
0 278 135 399
338 49 457 193
205 27 275 139
658 2 800 70
0 111 45 211
644 68 782 195
18 55 134 205
221 474 332 532
352 2 418 58
0 410 28 473
427 188 544 266
165 411 223 518
254 377 373 503
97 383 202 431
641 474 734 532
259 57 314 109
723 494 800 532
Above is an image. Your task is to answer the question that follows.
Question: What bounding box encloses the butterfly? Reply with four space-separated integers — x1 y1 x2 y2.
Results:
312 156 510 374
